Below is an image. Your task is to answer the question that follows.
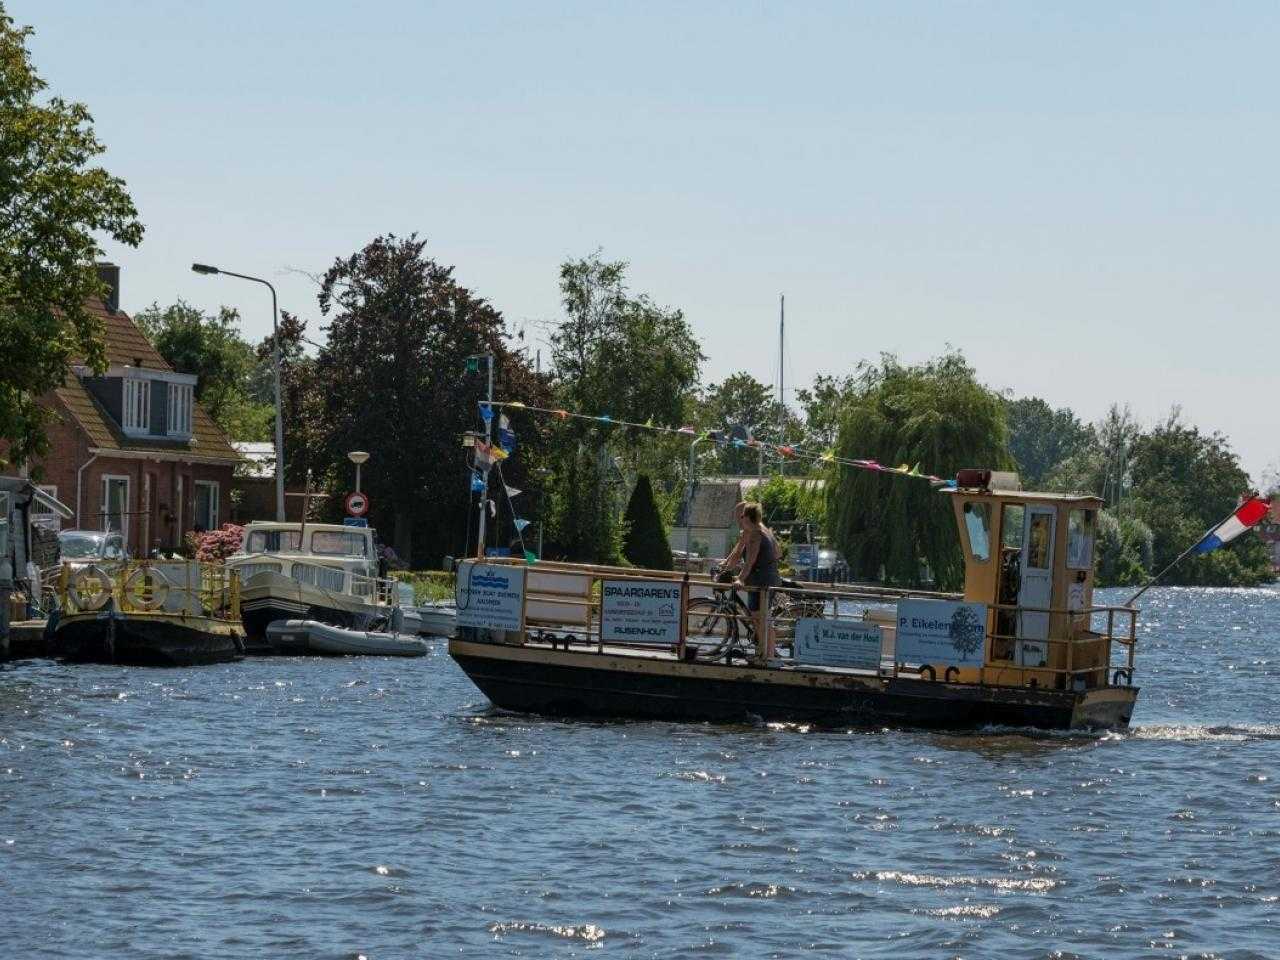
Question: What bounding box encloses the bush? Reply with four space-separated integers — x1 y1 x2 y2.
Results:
1095 512 1153 587
190 523 245 563
622 475 673 570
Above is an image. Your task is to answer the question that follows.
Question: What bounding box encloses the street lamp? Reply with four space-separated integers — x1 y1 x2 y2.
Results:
191 262 286 522
348 450 369 492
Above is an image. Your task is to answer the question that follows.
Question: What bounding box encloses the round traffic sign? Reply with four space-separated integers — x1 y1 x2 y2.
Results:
345 491 369 516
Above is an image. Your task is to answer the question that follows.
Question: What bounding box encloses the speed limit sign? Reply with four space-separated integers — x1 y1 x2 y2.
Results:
345 491 369 516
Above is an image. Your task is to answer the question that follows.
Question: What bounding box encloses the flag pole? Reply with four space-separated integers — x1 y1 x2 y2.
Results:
1125 538 1205 607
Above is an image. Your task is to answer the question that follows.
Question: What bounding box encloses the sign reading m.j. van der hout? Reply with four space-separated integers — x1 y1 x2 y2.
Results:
793 618 882 671
895 599 988 667
457 563 526 632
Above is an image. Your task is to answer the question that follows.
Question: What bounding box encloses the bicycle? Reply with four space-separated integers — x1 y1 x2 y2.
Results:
685 565 826 663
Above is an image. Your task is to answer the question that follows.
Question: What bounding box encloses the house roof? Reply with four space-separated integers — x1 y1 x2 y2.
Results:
50 298 240 464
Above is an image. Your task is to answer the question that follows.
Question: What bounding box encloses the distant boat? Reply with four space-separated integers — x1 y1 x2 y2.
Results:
49 560 244 666
226 521 400 652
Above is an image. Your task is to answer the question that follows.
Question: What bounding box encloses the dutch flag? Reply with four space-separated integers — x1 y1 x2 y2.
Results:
1191 496 1273 555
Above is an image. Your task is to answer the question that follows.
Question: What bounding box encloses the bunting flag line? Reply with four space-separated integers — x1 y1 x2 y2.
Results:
479 399 947 485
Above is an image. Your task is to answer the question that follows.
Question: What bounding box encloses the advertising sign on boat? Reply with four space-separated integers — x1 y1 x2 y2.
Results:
600 579 682 646
456 563 526 632
793 618 882 670
896 599 988 667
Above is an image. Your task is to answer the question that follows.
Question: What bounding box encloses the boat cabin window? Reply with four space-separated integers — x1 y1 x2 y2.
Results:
311 531 369 557
962 502 991 561
1067 508 1095 569
1001 504 1025 552
247 530 303 553
1027 512 1052 570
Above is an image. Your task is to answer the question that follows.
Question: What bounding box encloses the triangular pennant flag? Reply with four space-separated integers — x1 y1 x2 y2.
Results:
678 425 696 435
554 409 569 420
507 401 526 409
644 417 654 428
778 445 796 457
487 499 496 517
598 414 612 423
479 403 493 422
505 485 522 498
820 449 836 462
514 518 531 532
491 446 509 461
524 550 538 565
470 472 485 493
499 414 510 430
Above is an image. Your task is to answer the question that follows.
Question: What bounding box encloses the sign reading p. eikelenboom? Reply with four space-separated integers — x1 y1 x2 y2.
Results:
601 579 682 645
793 618 882 670
896 599 988 667
457 563 526 632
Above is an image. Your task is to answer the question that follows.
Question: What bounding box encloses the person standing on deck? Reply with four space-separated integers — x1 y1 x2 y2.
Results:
733 502 783 662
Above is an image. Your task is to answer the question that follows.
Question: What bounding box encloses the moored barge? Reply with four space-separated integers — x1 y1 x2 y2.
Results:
449 476 1140 731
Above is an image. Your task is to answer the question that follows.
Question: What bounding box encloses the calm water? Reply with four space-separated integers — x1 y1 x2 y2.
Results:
3 586 1279 959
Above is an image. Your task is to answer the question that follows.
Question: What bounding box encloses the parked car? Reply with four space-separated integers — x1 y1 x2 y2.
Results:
57 530 129 568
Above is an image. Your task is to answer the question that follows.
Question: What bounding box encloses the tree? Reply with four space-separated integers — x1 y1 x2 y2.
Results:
622 475 673 570
0 7 143 466
134 300 273 440
1003 396 1091 488
1095 511 1154 587
826 352 1011 590
545 252 703 563
697 372 801 475
1126 411 1273 586
308 234 550 566
794 374 857 449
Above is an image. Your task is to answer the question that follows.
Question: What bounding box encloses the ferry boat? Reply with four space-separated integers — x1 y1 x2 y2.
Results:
49 561 244 666
226 521 401 650
448 473 1140 731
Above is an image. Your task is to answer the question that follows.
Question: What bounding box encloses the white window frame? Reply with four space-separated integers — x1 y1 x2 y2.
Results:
193 481 219 531
167 382 193 438
122 378 152 436
101 474 130 542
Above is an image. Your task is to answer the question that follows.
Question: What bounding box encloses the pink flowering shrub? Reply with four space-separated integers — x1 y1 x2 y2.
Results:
192 523 245 563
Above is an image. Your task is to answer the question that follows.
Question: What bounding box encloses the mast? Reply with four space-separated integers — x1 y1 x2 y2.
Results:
777 294 785 476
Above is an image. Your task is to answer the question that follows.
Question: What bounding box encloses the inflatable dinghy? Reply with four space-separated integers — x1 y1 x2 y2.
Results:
266 619 429 657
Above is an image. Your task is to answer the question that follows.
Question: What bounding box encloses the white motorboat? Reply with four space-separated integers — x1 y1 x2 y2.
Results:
226 521 401 652
266 619 428 657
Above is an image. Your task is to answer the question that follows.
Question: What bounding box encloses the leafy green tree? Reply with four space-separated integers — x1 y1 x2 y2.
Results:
1095 511 1154 587
795 374 857 449
134 300 273 440
0 7 143 466
826 352 1012 590
1003 396 1091 488
622 475 673 570
546 252 703 563
309 234 550 565
697 372 801 475
1126 411 1273 585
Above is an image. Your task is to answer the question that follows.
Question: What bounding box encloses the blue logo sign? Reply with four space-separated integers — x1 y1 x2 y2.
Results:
472 573 510 590
342 517 368 527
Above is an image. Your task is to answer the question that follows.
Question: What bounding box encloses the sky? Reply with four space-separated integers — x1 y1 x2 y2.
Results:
12 1 1278 483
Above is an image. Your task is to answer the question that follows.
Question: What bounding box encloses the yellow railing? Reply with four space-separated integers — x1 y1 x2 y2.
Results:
57 561 241 621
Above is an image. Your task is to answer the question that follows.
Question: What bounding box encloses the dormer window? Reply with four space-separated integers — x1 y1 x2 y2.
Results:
168 382 193 437
122 378 151 435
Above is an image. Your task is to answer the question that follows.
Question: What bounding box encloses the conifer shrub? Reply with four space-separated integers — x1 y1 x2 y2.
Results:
622 475 673 570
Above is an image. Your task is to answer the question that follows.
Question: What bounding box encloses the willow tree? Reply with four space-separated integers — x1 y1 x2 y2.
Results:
826 352 1011 590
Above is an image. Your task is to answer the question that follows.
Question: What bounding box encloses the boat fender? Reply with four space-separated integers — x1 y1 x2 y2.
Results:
944 666 960 683
918 664 936 682
1112 668 1132 687
123 565 169 612
69 564 113 611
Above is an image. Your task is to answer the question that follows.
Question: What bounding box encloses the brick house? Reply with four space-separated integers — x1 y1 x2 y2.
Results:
5 265 240 555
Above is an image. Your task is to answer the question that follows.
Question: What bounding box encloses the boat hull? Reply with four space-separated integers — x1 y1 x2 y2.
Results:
449 639 1138 731
238 573 393 652
52 610 244 667
266 619 428 657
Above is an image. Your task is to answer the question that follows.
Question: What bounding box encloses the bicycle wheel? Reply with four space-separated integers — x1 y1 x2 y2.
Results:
685 597 737 658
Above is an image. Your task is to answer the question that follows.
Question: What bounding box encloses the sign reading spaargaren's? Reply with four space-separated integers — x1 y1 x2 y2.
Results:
793 618 882 670
601 579 682 646
896 599 988 667
456 563 526 632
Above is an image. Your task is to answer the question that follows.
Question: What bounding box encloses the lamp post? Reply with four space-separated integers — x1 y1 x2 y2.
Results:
192 263 286 522
348 450 369 493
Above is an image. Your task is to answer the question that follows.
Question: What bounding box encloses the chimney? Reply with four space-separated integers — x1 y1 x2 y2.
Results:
96 262 120 314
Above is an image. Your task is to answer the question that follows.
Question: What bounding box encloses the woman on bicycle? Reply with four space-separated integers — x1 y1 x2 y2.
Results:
735 502 782 660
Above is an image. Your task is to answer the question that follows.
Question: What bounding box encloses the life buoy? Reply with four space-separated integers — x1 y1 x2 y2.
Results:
918 664 936 682
123 565 169 611
69 565 113 611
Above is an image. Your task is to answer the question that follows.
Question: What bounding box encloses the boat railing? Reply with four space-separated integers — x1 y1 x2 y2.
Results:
56 560 241 621
350 572 400 606
463 558 1138 691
